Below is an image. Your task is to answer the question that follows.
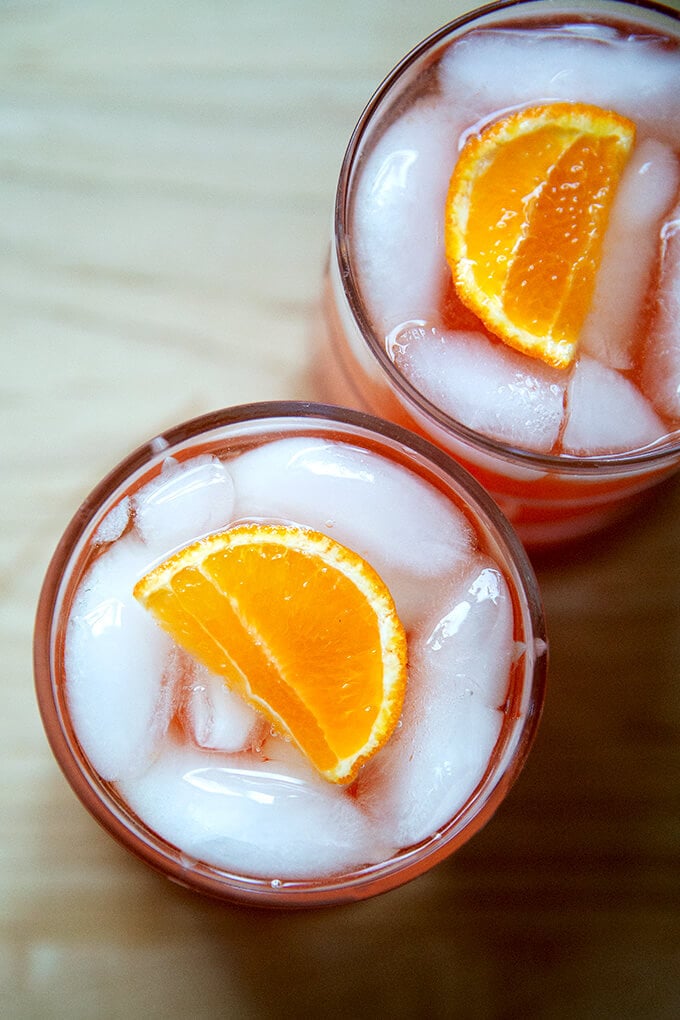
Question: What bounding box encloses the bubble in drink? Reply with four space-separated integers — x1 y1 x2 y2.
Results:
35 406 546 906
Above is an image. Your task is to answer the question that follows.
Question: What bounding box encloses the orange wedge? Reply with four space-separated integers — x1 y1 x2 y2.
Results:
445 102 636 369
133 523 407 784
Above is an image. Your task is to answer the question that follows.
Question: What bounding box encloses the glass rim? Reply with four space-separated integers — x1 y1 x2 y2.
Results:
34 399 548 907
333 0 680 478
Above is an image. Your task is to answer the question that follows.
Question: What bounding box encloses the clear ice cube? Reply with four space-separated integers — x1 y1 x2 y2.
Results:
229 437 475 629
439 26 680 147
181 662 265 753
134 454 235 555
641 210 680 423
352 100 466 330
394 325 566 453
356 557 512 848
65 536 178 781
562 355 665 454
117 736 394 880
581 140 680 370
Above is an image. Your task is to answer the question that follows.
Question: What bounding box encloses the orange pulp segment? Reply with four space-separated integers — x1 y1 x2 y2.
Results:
133 523 407 784
445 102 636 369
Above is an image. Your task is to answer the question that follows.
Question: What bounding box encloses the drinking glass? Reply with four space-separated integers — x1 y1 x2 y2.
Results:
35 402 546 907
317 0 680 548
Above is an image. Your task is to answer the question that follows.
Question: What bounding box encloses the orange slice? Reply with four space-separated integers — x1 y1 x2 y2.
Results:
133 523 407 784
445 102 636 369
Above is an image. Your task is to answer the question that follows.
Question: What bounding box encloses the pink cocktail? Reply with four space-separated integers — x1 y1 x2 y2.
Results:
35 403 546 907
318 0 680 547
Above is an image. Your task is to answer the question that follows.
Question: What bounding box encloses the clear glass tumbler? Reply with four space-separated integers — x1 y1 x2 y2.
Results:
34 402 547 907
317 0 680 548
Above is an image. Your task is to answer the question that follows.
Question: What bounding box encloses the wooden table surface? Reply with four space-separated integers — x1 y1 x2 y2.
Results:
2 2 679 1017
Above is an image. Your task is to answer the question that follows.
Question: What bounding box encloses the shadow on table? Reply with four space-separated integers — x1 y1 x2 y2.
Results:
155 477 680 1018
23 475 678 1019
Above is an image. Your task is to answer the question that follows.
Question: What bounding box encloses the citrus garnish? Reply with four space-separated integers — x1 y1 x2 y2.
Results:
133 523 407 784
445 102 636 369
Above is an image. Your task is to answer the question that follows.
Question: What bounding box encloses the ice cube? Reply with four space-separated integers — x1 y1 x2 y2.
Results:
581 140 680 370
394 325 566 453
181 662 265 753
93 496 131 545
117 735 395 879
440 26 680 147
230 437 475 629
356 556 512 848
65 535 179 781
352 99 467 330
134 455 235 556
641 211 680 423
562 355 665 454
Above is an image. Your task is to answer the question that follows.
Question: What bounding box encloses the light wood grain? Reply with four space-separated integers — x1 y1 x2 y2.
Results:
2 2 679 1018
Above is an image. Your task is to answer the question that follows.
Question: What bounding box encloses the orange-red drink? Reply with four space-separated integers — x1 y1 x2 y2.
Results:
318 0 680 547
34 403 546 907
